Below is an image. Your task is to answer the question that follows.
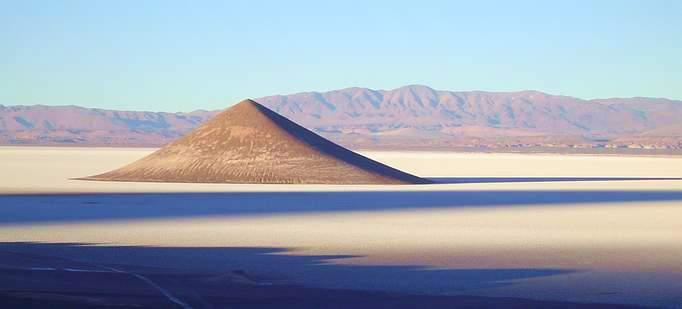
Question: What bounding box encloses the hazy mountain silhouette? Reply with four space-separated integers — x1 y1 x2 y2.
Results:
2 85 681 149
0 104 213 146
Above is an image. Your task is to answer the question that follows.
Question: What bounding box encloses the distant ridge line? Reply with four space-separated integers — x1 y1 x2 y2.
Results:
2 85 682 150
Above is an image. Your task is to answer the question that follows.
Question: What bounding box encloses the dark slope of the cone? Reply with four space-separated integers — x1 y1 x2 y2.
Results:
247 101 431 184
82 99 431 184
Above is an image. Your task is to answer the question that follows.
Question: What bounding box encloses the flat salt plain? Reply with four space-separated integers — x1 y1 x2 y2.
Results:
1 146 682 307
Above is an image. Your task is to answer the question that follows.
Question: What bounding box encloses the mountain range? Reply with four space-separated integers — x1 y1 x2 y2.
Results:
2 85 681 151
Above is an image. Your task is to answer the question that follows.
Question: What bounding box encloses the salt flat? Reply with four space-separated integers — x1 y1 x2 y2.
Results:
1 146 682 307
1 146 681 193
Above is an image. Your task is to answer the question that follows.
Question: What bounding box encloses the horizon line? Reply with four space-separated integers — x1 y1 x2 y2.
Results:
2 85 680 113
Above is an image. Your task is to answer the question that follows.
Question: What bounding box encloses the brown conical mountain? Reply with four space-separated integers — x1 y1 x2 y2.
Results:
83 99 430 184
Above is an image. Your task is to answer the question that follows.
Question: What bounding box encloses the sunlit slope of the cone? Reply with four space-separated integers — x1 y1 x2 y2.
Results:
83 99 430 184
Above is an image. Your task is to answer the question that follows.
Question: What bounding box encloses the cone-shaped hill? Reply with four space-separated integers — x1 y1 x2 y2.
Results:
82 99 430 184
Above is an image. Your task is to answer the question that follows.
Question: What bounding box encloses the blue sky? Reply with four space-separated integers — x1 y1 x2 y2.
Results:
1 0 680 111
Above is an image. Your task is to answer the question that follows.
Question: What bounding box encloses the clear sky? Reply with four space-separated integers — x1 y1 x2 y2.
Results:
1 0 680 111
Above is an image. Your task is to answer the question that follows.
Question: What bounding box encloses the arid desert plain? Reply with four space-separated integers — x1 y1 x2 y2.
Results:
1 146 682 307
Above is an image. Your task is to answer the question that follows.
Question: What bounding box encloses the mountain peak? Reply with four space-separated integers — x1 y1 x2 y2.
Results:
233 98 261 108
395 84 437 92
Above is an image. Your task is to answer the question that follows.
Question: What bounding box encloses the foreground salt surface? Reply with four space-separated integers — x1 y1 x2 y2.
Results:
1 146 682 306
